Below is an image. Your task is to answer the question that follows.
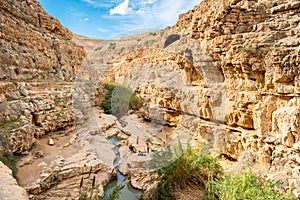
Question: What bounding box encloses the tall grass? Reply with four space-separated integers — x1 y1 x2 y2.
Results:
213 171 298 200
148 142 221 200
147 143 298 200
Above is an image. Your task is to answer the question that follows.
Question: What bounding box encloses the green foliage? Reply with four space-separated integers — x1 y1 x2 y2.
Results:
94 46 103 51
104 185 122 200
0 152 18 178
148 144 298 200
144 41 149 46
213 171 298 200
100 82 143 117
148 143 221 200
0 115 22 179
108 43 116 50
148 32 157 36
129 94 144 111
0 114 23 132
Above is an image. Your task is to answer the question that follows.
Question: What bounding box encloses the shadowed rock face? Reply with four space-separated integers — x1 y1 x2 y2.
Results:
0 0 86 153
0 2 116 200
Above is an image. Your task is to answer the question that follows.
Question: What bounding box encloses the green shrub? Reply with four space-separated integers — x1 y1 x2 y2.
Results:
94 46 103 51
148 144 298 200
148 143 221 200
108 43 116 50
100 82 143 117
213 171 298 200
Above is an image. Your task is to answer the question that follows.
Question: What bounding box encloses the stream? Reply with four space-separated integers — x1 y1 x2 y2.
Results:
103 136 142 200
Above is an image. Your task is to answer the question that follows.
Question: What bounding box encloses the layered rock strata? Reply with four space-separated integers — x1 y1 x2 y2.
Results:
0 0 85 153
85 0 300 195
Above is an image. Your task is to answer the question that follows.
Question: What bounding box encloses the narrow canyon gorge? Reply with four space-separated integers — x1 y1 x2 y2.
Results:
0 0 299 199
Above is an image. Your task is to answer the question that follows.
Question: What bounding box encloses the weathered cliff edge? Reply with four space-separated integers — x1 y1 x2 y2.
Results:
1 0 300 198
0 0 85 153
0 161 28 200
84 0 299 194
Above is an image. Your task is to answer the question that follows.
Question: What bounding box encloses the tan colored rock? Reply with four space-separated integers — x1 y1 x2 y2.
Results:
72 0 300 196
0 161 28 200
272 107 300 148
0 0 86 153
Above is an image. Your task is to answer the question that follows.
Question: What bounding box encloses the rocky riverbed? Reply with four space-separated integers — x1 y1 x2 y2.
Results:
15 108 180 199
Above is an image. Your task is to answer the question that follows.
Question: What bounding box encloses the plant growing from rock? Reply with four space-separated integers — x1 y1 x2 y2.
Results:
148 142 221 199
108 43 116 50
0 114 23 178
0 152 17 178
147 143 298 200
100 82 143 117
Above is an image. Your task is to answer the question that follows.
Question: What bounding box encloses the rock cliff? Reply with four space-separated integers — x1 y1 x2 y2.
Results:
78 0 300 194
0 0 86 154
175 0 300 174
1 0 300 198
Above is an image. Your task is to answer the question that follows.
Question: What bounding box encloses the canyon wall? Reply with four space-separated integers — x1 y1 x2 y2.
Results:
95 0 300 193
0 0 86 154
174 0 300 170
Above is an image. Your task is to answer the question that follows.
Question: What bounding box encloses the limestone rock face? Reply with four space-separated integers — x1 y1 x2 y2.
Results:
77 0 300 194
174 0 300 171
0 161 28 200
0 0 86 153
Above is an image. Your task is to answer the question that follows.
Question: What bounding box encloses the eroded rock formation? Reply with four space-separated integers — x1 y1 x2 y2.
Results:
0 0 85 153
175 0 300 172
1 0 300 198
82 0 300 194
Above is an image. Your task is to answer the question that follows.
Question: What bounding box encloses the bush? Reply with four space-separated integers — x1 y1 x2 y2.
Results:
94 46 103 51
148 143 221 200
213 171 298 200
100 82 143 117
108 43 116 50
148 144 298 200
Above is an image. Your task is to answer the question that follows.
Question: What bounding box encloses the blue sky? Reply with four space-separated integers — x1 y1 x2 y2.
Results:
38 0 200 39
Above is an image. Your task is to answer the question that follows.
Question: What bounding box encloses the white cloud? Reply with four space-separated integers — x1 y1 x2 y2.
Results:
97 27 108 32
80 18 89 22
143 0 157 5
81 0 114 8
106 0 199 35
110 0 133 15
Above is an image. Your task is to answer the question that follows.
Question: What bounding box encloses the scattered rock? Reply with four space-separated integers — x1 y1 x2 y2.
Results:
48 138 54 146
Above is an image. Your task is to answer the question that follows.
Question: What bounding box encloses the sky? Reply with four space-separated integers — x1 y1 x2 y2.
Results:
38 0 200 39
